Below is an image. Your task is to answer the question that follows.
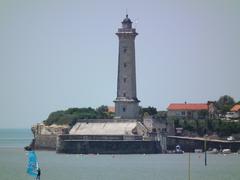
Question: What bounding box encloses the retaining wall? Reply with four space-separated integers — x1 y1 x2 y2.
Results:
167 136 240 152
56 135 161 154
34 135 57 150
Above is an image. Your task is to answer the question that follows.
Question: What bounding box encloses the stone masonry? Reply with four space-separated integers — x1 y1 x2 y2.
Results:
114 15 140 119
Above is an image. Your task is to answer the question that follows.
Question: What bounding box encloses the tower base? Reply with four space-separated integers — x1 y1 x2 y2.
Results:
114 98 140 119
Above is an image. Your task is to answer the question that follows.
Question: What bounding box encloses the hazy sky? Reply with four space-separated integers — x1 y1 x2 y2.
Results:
0 0 240 128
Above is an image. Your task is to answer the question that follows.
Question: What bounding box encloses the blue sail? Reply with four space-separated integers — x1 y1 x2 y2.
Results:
27 151 39 177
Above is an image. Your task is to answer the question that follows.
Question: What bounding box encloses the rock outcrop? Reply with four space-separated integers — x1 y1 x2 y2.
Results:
32 123 70 137
30 123 70 150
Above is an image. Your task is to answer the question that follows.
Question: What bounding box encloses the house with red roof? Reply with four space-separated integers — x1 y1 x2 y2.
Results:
167 102 216 120
228 104 240 119
230 104 240 112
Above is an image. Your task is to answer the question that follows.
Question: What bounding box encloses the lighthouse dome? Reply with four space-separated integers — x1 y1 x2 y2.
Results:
122 15 132 29
122 14 132 24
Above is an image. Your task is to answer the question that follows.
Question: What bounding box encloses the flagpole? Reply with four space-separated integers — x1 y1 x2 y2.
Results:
204 136 207 166
188 152 191 180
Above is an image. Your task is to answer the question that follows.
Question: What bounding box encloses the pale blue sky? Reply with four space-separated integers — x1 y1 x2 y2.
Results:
0 0 239 128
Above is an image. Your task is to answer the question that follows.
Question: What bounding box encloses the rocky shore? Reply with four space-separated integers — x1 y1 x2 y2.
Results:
26 123 70 150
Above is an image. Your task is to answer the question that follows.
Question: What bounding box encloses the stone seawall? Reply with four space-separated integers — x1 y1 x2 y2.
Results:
34 135 57 150
56 135 161 154
167 136 240 152
32 134 240 153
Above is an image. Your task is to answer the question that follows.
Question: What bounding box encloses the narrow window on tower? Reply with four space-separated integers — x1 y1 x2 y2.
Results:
124 63 127 68
123 92 126 97
123 48 127 53
123 107 126 112
123 77 127 83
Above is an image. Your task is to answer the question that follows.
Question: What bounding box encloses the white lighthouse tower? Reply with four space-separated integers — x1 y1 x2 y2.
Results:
114 15 140 119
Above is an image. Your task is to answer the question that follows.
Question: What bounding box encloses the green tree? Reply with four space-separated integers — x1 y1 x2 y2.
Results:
217 95 235 114
198 110 208 119
96 105 114 119
43 111 65 125
43 106 114 126
206 119 213 131
140 106 157 116
183 120 194 131
174 118 180 128
155 111 167 119
96 105 108 114
217 121 240 136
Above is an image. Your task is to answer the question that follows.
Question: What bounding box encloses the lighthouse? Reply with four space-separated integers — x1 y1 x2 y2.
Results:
114 15 140 119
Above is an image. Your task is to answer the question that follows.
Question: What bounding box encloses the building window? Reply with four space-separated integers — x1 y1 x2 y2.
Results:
123 92 126 97
181 111 185 116
123 48 127 53
123 107 126 112
123 78 127 83
124 63 127 68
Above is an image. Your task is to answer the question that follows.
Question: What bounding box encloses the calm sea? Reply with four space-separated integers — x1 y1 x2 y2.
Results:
0 129 32 148
0 129 239 180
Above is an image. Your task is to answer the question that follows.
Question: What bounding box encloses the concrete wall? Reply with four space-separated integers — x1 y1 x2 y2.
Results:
143 117 167 133
117 38 136 99
168 110 202 119
167 137 240 152
34 135 57 150
56 135 161 154
115 101 139 119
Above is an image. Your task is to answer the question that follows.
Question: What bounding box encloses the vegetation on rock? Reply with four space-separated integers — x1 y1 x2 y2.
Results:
140 106 158 117
42 95 239 137
43 106 114 126
172 118 240 137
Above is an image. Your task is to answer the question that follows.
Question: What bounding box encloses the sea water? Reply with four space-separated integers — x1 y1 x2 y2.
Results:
0 129 239 180
0 128 32 148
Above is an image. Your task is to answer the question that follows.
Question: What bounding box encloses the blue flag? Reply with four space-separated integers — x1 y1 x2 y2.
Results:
27 151 39 177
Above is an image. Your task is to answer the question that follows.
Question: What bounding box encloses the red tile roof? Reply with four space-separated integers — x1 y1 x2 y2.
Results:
168 103 208 111
230 104 240 112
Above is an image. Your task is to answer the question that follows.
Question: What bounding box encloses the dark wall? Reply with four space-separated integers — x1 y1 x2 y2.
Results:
34 135 57 150
57 135 161 154
167 137 240 152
